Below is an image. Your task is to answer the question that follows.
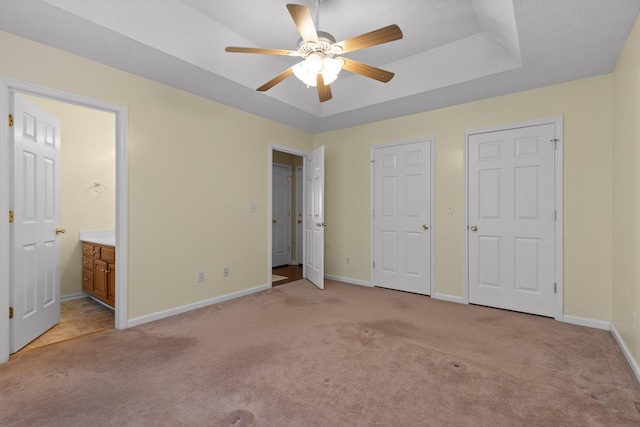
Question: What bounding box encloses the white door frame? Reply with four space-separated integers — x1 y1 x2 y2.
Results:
0 76 129 364
268 144 309 286
295 165 303 264
463 116 564 320
370 136 436 296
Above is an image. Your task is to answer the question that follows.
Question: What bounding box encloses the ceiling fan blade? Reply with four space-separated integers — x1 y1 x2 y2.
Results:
286 4 319 44
257 67 294 92
335 24 403 54
317 74 332 102
341 58 394 83
225 47 297 56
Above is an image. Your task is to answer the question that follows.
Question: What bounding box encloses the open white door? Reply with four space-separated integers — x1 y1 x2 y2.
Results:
10 94 61 353
304 146 325 289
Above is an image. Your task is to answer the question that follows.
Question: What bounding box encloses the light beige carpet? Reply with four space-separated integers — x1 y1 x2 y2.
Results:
1 279 639 426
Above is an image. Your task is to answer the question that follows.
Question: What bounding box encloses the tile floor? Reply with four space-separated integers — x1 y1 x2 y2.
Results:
17 296 114 354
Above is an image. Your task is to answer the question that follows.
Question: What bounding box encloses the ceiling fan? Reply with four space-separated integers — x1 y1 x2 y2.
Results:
225 2 403 102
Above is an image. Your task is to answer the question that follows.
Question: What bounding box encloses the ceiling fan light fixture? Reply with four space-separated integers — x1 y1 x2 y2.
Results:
293 52 344 87
321 56 344 85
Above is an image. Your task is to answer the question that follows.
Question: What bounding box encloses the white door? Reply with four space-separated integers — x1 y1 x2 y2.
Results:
10 94 61 353
468 123 557 317
295 166 303 264
305 146 325 289
373 140 432 295
272 164 291 267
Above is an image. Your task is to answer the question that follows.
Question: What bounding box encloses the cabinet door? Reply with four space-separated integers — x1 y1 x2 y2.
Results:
107 262 116 307
94 259 108 301
82 268 94 293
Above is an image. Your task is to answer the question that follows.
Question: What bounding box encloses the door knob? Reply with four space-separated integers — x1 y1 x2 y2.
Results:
316 223 327 227
56 228 66 235
272 219 277 223
470 225 478 232
422 224 429 230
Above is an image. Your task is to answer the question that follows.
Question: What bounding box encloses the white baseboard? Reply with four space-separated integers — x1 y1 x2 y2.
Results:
324 274 373 287
432 293 466 304
127 283 270 328
562 315 610 330
610 324 640 384
61 292 88 301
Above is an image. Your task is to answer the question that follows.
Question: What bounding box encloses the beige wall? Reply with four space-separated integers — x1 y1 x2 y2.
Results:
0 30 313 319
315 75 614 322
613 15 640 361
22 95 115 297
0 27 628 345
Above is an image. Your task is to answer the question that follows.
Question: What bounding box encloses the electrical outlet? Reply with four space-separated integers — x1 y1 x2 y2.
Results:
223 267 229 278
346 257 350 264
198 272 205 283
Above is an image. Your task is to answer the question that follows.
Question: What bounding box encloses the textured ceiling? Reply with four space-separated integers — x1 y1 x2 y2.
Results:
0 0 639 133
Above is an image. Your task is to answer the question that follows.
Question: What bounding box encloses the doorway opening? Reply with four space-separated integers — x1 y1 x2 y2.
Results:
463 116 563 320
0 77 129 363
14 94 116 353
271 149 304 286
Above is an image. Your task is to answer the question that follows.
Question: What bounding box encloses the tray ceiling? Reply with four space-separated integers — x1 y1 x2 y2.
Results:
1 0 638 133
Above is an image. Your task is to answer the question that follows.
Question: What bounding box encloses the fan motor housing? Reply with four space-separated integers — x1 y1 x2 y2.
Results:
297 31 342 58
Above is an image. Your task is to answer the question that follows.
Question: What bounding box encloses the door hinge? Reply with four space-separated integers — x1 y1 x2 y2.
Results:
554 210 557 222
551 138 558 149
373 260 375 269
288 175 292 182
288 245 291 252
554 283 557 294
8 114 13 127
9 210 14 223
9 306 13 319
372 210 375 218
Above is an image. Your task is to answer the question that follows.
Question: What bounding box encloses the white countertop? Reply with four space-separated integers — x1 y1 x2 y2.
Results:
79 229 115 246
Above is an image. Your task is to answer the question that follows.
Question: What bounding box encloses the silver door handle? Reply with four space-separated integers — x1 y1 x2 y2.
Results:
470 225 478 232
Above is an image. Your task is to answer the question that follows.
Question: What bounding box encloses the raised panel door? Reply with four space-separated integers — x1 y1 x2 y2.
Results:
93 259 108 301
468 123 556 317
107 263 116 307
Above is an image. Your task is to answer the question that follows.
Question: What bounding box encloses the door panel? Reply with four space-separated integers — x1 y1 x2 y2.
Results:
10 95 61 353
305 146 324 289
468 123 556 317
373 140 431 295
272 164 290 267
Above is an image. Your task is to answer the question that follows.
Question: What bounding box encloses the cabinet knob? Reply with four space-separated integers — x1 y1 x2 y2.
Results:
83 278 89 281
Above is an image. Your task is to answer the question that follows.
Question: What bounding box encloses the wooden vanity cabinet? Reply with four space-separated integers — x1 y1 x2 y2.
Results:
81 242 115 308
